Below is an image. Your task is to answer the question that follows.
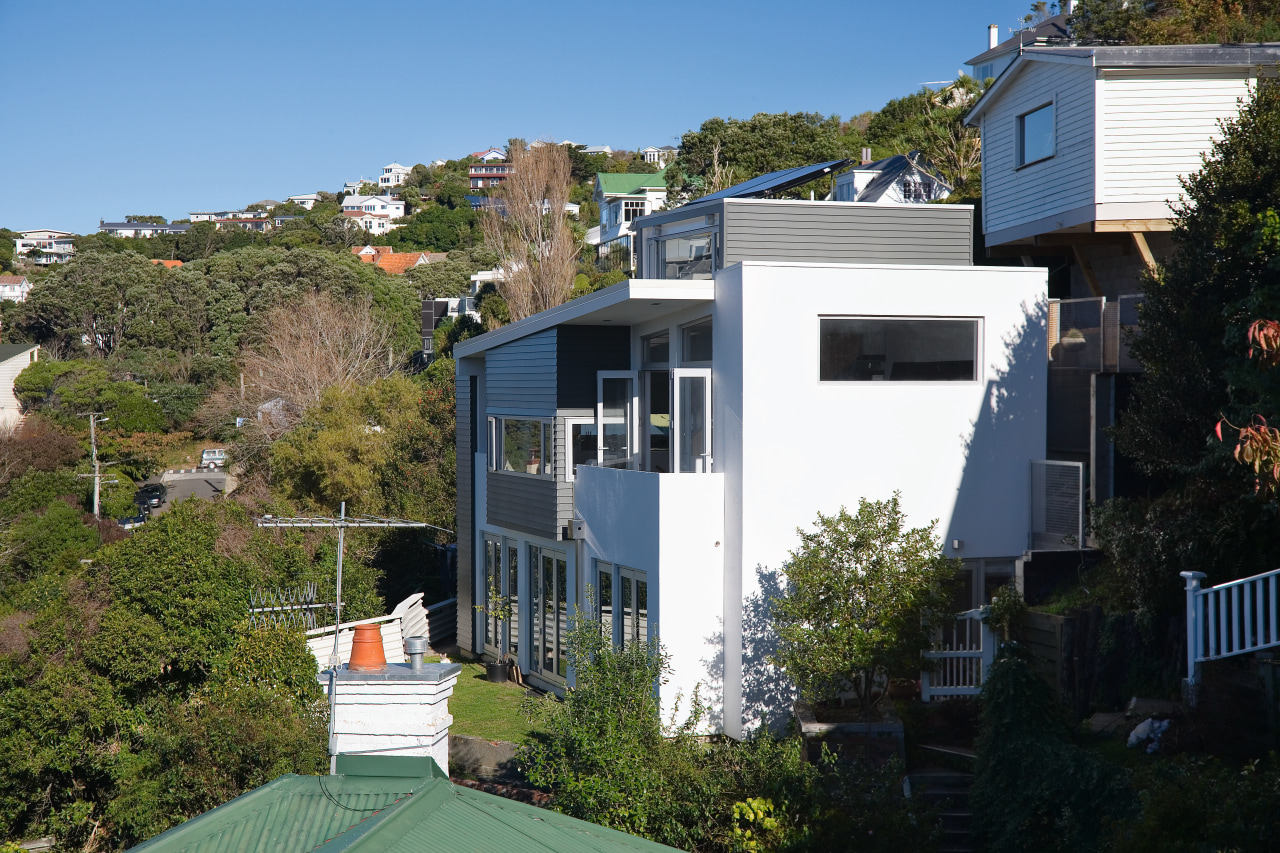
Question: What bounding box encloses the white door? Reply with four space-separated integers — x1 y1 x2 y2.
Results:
672 368 711 473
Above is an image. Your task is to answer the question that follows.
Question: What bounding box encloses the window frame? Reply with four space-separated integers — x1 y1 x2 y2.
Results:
657 230 717 280
1016 101 1056 169
486 415 554 478
817 315 983 385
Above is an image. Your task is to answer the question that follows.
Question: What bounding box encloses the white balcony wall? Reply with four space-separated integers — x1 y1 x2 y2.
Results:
574 465 725 729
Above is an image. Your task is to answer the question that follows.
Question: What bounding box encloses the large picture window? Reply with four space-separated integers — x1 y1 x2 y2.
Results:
487 416 552 476
1018 103 1055 166
658 233 714 280
820 317 978 382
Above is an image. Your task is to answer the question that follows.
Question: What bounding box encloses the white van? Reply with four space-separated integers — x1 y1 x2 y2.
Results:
201 448 228 469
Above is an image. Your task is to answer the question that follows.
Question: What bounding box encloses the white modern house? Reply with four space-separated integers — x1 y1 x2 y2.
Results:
455 168 1048 736
287 193 323 210
380 162 412 190
13 230 75 264
342 194 406 219
834 151 952 204
0 344 39 427
590 170 669 272
964 42 1280 507
0 275 31 302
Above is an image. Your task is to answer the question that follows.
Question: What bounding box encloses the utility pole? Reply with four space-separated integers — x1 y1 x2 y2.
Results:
77 412 114 518
255 503 450 771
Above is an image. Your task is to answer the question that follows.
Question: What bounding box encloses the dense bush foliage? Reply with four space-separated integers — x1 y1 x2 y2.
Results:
520 609 938 852
971 645 1135 853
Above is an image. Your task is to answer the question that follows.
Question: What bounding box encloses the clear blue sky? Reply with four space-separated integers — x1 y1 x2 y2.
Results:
0 0 1040 234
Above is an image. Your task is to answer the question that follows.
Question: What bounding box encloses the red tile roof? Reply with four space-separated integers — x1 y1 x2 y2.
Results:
150 259 183 268
0 275 27 284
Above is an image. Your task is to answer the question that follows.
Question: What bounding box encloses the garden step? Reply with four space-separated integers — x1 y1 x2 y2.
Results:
918 743 976 760
908 767 974 851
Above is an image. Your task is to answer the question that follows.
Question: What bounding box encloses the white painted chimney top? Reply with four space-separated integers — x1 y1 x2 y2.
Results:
988 24 999 50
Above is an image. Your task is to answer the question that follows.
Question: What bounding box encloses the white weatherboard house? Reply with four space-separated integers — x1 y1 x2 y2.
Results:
13 230 75 264
455 168 1048 736
965 43 1280 509
0 344 39 427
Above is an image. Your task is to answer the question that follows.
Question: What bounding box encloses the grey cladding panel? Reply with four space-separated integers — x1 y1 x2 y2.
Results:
487 471 559 538
724 203 973 267
486 329 557 416
456 373 475 650
556 325 632 408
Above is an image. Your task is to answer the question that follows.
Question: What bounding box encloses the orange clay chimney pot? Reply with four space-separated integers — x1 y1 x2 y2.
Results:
348 623 387 671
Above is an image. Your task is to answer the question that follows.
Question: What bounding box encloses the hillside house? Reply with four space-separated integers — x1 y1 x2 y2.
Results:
379 161 411 189
286 193 322 209
470 148 506 162
455 167 1048 735
965 7 1072 83
0 344 39 427
591 170 669 272
833 151 952 204
469 160 512 189
342 195 406 218
964 42 1280 507
0 275 32 302
640 145 677 166
352 245 447 274
13 229 75 264
98 221 191 238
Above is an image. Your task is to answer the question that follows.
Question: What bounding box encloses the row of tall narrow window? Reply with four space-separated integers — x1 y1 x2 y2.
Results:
482 536 648 681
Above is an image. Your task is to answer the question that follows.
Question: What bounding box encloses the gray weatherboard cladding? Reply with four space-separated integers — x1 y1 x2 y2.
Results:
722 201 973 267
485 328 557 416
486 471 558 538
455 373 474 650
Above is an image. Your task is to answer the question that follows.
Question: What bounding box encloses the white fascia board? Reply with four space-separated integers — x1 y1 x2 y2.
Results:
453 279 713 358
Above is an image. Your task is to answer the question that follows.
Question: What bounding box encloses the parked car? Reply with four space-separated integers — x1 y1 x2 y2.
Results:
134 483 168 511
201 448 227 469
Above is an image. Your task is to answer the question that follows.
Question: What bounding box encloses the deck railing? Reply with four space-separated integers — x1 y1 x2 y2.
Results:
1183 569 1280 702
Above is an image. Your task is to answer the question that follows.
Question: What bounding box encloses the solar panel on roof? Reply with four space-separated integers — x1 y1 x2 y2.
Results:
685 159 853 206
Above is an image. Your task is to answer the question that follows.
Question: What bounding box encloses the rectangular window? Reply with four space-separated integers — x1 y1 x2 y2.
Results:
682 320 713 364
623 200 646 222
596 560 614 640
565 418 597 481
658 233 714 280
597 372 635 470
487 417 552 476
642 331 670 366
819 317 978 382
1018 103 1054 166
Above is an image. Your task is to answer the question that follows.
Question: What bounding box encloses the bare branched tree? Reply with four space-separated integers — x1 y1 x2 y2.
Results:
480 143 579 322
241 291 394 412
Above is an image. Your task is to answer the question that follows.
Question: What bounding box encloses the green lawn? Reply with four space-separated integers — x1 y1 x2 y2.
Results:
436 657 543 744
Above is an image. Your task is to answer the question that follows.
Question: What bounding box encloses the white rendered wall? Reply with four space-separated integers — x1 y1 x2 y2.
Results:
721 261 1047 732
0 347 37 428
573 466 725 732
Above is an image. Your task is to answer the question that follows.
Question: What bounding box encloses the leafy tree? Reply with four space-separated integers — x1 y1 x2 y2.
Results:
1104 75 1280 599
520 603 939 852
6 498 98 580
666 112 863 203
1069 0 1280 43
124 215 167 225
971 645 1135 853
271 374 455 528
17 251 167 359
404 246 499 298
377 205 480 253
769 495 958 716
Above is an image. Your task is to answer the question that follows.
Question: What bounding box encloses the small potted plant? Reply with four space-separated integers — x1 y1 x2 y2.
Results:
474 577 515 683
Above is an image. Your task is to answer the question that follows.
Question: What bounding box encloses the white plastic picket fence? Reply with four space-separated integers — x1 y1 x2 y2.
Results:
305 593 457 672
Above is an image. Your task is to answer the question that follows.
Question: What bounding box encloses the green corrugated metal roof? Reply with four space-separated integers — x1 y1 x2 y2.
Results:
596 170 667 195
128 755 683 853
